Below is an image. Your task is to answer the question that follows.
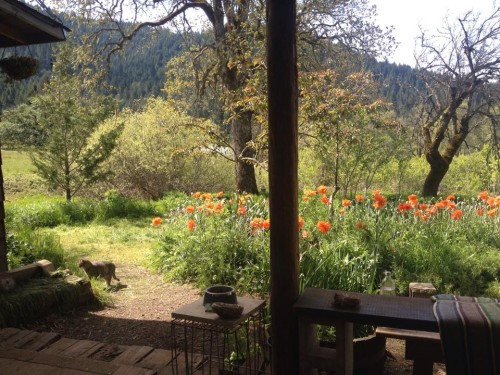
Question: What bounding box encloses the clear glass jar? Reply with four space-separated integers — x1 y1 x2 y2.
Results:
380 270 396 295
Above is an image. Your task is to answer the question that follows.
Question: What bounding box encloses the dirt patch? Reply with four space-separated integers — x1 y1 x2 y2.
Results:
26 262 445 374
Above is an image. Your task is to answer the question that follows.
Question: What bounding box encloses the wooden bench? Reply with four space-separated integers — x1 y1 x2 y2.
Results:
294 288 439 375
376 327 443 375
375 283 443 375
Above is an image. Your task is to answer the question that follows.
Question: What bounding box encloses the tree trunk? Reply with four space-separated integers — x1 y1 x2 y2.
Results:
232 110 259 194
422 151 449 197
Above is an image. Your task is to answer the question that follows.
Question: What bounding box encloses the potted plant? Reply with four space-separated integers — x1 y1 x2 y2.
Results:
0 56 39 82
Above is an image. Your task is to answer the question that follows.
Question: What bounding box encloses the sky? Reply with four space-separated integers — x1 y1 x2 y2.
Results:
371 0 498 66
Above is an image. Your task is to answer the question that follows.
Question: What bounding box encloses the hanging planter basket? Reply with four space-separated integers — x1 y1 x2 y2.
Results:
0 56 39 82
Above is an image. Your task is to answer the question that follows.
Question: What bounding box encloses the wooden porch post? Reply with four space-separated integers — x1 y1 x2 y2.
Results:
0 146 7 272
267 0 299 374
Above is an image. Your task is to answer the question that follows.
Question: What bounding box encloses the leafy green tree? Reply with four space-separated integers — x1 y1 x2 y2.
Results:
300 69 399 199
2 43 121 201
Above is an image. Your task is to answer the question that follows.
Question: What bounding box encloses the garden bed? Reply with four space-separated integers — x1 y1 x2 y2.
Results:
0 261 93 328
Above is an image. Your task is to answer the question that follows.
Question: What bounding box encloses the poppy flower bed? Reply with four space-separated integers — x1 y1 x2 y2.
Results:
151 189 500 299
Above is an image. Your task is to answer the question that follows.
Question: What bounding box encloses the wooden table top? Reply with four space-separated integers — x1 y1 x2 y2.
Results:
294 288 439 332
172 296 266 329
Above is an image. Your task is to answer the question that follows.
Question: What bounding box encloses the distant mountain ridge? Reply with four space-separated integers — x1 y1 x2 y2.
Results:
0 23 420 115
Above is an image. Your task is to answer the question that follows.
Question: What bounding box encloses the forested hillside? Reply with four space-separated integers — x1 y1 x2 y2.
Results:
0 23 419 113
0 25 184 110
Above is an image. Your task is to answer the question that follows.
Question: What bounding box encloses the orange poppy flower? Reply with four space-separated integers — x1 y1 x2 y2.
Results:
201 193 213 200
427 206 438 215
450 209 462 220
185 205 195 213
237 207 247 216
250 218 265 228
317 221 331 234
408 194 418 202
263 219 271 230
447 201 456 210
304 189 316 197
355 221 367 229
476 208 485 216
214 203 224 213
321 195 329 204
303 196 310 202
342 199 351 207
478 191 489 201
487 197 496 207
151 217 162 226
339 209 346 215
414 210 422 217
397 202 412 212
298 216 304 229
355 195 364 203
436 201 446 209
205 201 214 209
373 193 387 209
217 191 224 199
317 185 328 194
488 208 497 217
421 214 429 222
187 219 195 231
446 194 456 201
419 204 428 210
192 192 201 198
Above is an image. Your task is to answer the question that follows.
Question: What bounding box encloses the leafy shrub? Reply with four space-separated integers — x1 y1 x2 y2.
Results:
7 229 64 269
95 190 155 221
102 98 234 199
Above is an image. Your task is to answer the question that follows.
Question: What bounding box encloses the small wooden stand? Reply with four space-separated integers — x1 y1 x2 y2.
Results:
170 296 268 374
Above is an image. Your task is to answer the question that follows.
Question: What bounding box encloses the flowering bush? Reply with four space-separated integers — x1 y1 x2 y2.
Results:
151 189 500 299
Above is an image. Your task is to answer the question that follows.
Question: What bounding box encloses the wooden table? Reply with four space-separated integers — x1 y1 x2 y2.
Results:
294 288 439 375
171 296 267 374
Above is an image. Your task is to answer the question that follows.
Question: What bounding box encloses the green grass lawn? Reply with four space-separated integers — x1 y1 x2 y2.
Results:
1 150 50 200
1 150 35 176
42 218 160 274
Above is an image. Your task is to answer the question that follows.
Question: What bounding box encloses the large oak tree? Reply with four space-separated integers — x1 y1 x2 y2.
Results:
47 0 393 193
415 8 500 196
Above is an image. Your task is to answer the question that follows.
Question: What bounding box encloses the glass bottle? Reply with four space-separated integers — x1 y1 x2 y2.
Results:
380 271 396 295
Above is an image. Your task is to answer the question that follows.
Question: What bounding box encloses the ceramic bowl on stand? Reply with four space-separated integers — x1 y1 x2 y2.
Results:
203 285 237 311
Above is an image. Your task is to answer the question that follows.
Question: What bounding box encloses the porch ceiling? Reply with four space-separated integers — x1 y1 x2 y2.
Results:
0 0 67 48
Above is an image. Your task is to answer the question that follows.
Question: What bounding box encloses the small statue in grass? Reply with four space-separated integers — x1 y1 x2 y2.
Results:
78 259 120 287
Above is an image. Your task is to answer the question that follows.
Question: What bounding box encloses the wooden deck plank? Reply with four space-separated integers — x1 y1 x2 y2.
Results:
90 343 127 362
2 329 33 345
61 339 104 357
112 364 157 375
41 337 80 354
0 357 26 373
167 353 207 375
137 348 177 370
111 345 155 365
0 347 121 374
79 342 106 358
13 330 42 348
0 357 99 375
23 332 61 351
0 327 21 341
